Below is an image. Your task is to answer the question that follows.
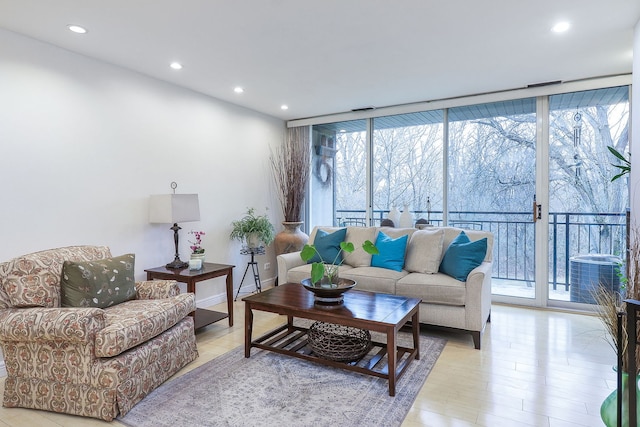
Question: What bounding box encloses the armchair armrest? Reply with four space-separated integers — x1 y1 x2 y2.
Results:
277 252 305 283
0 307 105 343
136 280 180 299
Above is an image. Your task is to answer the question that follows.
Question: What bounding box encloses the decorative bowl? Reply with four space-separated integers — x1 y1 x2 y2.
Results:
301 278 356 304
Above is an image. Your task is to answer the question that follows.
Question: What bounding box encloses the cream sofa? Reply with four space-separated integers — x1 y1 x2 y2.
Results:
277 226 493 349
0 246 198 421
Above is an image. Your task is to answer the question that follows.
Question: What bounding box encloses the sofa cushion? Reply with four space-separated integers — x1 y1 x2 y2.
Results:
307 228 347 264
371 231 408 272
396 272 466 306
94 293 195 357
3 246 112 308
340 266 407 294
343 227 377 267
404 228 445 274
61 254 137 308
3 260 60 308
439 231 487 281
378 227 416 241
442 228 493 263
287 263 354 284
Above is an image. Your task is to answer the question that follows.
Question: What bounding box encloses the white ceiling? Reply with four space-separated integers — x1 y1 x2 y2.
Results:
0 0 638 121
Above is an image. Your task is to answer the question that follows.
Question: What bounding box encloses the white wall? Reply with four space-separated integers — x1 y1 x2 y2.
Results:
0 28 285 369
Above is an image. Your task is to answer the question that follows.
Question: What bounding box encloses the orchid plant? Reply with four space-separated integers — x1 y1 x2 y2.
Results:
189 230 206 254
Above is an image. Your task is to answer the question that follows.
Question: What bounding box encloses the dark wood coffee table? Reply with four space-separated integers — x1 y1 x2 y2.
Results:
243 282 421 396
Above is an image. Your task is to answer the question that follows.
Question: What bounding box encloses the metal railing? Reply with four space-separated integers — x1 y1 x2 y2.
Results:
335 209 627 289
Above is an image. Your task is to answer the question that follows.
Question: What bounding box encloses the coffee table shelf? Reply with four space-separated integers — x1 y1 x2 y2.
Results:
251 323 418 381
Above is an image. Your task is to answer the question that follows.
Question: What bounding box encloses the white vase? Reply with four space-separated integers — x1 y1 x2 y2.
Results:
388 206 400 227
190 253 205 269
246 233 261 249
399 205 413 228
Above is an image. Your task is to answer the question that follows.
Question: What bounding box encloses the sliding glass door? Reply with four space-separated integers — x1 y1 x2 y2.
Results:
547 86 630 307
448 99 537 300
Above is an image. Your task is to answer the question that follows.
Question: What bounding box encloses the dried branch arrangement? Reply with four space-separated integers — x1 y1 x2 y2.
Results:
594 226 640 372
270 127 311 222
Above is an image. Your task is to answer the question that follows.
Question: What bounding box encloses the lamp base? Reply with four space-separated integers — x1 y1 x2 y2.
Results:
166 259 189 269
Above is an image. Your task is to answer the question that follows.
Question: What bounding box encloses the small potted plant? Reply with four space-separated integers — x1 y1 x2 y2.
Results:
189 230 206 265
230 208 276 249
301 240 378 285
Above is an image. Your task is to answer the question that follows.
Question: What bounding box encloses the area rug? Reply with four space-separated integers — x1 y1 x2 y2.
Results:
119 333 445 427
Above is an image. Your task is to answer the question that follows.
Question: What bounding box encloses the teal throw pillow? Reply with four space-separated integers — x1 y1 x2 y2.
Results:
61 253 137 308
307 228 347 264
439 231 487 281
370 231 408 272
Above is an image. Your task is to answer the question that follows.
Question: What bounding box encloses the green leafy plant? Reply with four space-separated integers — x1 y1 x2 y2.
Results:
230 208 275 248
607 146 630 182
300 240 379 284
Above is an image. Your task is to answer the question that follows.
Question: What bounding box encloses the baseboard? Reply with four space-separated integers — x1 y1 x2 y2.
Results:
195 277 275 308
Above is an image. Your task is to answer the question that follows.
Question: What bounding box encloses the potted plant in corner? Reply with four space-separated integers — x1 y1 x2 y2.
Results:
230 208 276 249
270 127 311 255
299 238 378 304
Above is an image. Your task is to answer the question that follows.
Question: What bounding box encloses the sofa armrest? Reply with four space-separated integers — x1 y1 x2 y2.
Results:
0 307 105 343
464 262 493 332
277 252 305 283
136 280 180 299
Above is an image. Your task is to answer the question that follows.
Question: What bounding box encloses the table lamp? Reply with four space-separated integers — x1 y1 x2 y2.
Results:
149 189 200 269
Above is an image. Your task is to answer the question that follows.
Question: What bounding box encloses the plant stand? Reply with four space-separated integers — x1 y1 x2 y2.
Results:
234 246 265 301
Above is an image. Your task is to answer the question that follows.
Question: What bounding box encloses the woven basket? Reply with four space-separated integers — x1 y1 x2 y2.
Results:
308 321 371 362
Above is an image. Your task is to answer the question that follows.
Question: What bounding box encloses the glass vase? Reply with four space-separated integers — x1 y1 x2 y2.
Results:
601 372 640 427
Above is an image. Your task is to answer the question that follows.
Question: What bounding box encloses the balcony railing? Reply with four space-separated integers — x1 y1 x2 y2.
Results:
335 209 627 290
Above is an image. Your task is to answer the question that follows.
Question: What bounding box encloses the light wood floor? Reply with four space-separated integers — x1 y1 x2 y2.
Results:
0 299 615 427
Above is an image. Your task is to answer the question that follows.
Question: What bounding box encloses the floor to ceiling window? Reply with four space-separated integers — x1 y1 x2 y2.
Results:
302 78 631 308
310 120 367 227
372 111 444 225
448 99 537 299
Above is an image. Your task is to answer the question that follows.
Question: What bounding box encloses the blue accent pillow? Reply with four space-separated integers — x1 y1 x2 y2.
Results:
371 231 408 272
308 228 347 264
439 231 488 281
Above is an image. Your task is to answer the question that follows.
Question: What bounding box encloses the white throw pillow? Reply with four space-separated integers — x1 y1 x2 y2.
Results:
404 228 445 274
343 227 377 267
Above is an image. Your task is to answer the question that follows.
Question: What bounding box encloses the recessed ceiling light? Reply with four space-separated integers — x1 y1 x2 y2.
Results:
234 87 244 94
170 62 183 70
551 22 570 33
281 105 289 110
67 25 87 34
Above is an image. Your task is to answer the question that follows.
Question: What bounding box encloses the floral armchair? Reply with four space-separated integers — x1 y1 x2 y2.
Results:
0 246 198 421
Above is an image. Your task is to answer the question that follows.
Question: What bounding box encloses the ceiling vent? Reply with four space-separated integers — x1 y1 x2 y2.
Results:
351 106 376 112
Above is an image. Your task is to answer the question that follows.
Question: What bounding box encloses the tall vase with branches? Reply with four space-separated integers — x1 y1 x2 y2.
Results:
271 127 311 255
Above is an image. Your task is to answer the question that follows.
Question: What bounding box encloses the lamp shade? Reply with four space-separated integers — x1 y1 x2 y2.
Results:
149 194 200 223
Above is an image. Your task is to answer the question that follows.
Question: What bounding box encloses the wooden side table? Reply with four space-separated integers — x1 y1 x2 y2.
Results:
145 262 235 329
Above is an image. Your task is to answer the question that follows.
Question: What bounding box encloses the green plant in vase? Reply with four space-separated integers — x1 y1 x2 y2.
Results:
230 208 275 249
300 240 379 286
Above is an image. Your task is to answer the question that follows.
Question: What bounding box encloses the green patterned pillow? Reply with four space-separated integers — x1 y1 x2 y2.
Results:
61 253 136 308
